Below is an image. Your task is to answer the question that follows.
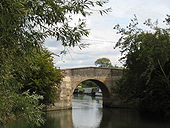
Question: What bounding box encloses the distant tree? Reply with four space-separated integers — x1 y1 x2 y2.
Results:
81 80 97 88
95 58 113 67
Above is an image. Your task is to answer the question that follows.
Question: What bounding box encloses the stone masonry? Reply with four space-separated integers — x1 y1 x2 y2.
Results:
47 67 123 111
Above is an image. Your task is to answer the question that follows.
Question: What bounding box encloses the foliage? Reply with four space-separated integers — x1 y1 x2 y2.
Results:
0 0 109 126
0 0 110 52
13 49 63 105
80 80 97 88
114 16 170 118
0 90 44 127
0 48 62 126
95 57 113 67
13 91 45 127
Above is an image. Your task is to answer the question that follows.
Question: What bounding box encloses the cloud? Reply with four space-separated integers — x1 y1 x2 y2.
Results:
44 0 170 69
49 41 122 69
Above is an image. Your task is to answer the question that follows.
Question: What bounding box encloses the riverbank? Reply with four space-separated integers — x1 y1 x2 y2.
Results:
2 95 170 128
0 114 26 126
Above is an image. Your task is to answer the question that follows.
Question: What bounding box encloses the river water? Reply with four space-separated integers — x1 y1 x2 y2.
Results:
1 94 170 128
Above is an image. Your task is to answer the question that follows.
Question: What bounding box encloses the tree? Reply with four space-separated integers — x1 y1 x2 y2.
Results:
0 0 109 126
15 49 63 105
114 16 170 118
81 80 97 88
95 58 113 67
0 0 110 52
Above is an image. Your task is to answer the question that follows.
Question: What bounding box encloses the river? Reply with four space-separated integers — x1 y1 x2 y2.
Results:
1 94 170 128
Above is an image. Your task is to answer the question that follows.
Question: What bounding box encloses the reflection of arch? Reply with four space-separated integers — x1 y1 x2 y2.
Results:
72 79 111 107
72 95 103 128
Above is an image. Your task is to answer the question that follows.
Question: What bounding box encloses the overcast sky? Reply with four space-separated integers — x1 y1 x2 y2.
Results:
44 0 170 69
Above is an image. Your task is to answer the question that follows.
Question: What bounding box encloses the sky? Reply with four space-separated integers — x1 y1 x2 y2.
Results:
44 0 170 69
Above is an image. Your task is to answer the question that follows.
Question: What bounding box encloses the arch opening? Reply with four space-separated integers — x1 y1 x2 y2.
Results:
72 79 111 107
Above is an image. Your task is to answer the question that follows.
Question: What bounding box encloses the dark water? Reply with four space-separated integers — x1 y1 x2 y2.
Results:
1 94 170 128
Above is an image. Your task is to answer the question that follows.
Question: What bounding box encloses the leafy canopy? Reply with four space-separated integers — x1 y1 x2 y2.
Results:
95 57 113 67
0 0 110 126
0 0 111 51
114 16 170 118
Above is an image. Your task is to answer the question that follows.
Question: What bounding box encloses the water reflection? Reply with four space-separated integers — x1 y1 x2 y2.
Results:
42 94 103 128
42 110 73 128
100 109 170 128
72 95 103 128
2 94 170 128
43 94 170 128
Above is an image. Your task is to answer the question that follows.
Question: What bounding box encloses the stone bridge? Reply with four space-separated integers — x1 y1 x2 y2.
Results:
47 67 123 111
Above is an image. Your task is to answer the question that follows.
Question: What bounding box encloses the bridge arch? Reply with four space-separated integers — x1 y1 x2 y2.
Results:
47 67 122 111
72 79 111 106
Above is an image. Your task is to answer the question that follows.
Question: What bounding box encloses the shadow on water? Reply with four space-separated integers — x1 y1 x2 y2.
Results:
41 110 73 128
1 95 170 128
99 108 170 128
